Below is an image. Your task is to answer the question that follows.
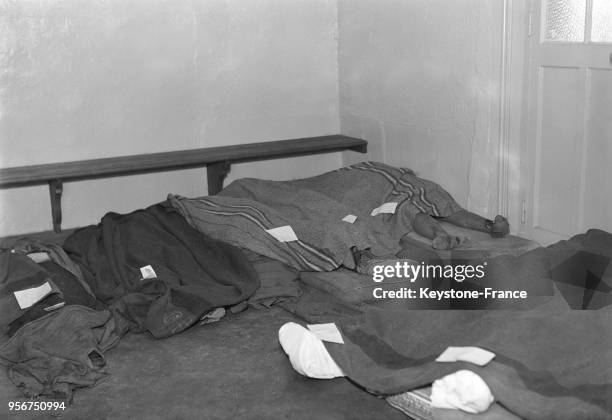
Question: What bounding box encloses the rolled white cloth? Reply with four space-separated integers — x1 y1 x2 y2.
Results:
278 322 345 379
430 369 494 414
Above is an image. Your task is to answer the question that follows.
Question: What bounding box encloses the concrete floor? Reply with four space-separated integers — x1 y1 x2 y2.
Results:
1 306 408 420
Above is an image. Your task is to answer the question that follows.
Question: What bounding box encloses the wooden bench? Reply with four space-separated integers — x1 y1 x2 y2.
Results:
0 135 367 233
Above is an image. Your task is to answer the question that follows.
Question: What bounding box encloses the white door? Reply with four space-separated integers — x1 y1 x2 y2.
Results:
519 0 612 245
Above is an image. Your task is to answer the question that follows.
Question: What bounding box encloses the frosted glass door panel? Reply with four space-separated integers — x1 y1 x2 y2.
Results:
591 0 612 42
544 0 586 42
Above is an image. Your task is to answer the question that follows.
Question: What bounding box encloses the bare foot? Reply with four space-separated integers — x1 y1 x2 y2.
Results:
432 234 465 250
488 215 510 237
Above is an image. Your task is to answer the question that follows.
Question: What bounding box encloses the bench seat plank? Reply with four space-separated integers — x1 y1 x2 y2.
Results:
0 135 367 232
0 135 366 187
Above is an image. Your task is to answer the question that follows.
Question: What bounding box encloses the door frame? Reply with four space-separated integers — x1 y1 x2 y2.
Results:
498 0 532 237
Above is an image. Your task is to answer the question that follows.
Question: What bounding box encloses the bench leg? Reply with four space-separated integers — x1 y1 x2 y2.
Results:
348 143 368 154
207 161 231 195
48 180 63 233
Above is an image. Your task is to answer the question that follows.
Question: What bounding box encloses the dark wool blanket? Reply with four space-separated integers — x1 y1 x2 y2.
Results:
63 201 260 338
326 297 611 420
318 230 612 420
169 162 462 272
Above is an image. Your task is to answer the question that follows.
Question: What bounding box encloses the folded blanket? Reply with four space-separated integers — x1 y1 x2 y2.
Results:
170 162 462 271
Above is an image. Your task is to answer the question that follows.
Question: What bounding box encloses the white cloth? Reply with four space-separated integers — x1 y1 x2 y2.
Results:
430 370 494 414
278 322 344 379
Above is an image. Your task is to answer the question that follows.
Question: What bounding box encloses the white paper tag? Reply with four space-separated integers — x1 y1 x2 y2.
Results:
370 202 398 216
436 346 496 366
14 282 53 309
342 214 357 224
266 225 299 242
26 252 51 263
307 323 344 344
140 265 157 280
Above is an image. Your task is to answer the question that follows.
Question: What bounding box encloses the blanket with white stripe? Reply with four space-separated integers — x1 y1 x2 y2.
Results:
169 162 462 271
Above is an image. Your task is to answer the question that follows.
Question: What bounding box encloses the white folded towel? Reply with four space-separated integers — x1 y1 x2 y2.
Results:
278 322 344 379
430 369 494 413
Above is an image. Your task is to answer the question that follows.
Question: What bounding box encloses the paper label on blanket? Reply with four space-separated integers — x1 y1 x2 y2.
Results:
140 265 157 280
370 202 398 216
307 323 344 344
266 225 299 242
436 346 495 366
342 214 357 224
14 282 53 309
26 252 51 263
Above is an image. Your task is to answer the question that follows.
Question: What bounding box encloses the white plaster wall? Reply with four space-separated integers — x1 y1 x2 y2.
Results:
338 0 504 217
0 0 341 236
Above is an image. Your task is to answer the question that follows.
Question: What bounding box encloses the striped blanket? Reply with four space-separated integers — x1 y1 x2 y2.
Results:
169 162 462 271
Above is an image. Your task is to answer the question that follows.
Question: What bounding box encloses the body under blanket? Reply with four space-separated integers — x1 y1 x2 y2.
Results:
285 229 612 420
170 162 462 272
326 294 611 420
63 201 260 338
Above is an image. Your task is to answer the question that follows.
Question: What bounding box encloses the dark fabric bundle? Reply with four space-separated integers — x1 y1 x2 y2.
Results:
6 260 104 336
63 201 260 338
243 250 301 309
0 246 115 399
0 252 62 334
1 305 116 400
9 238 93 296
548 228 612 309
